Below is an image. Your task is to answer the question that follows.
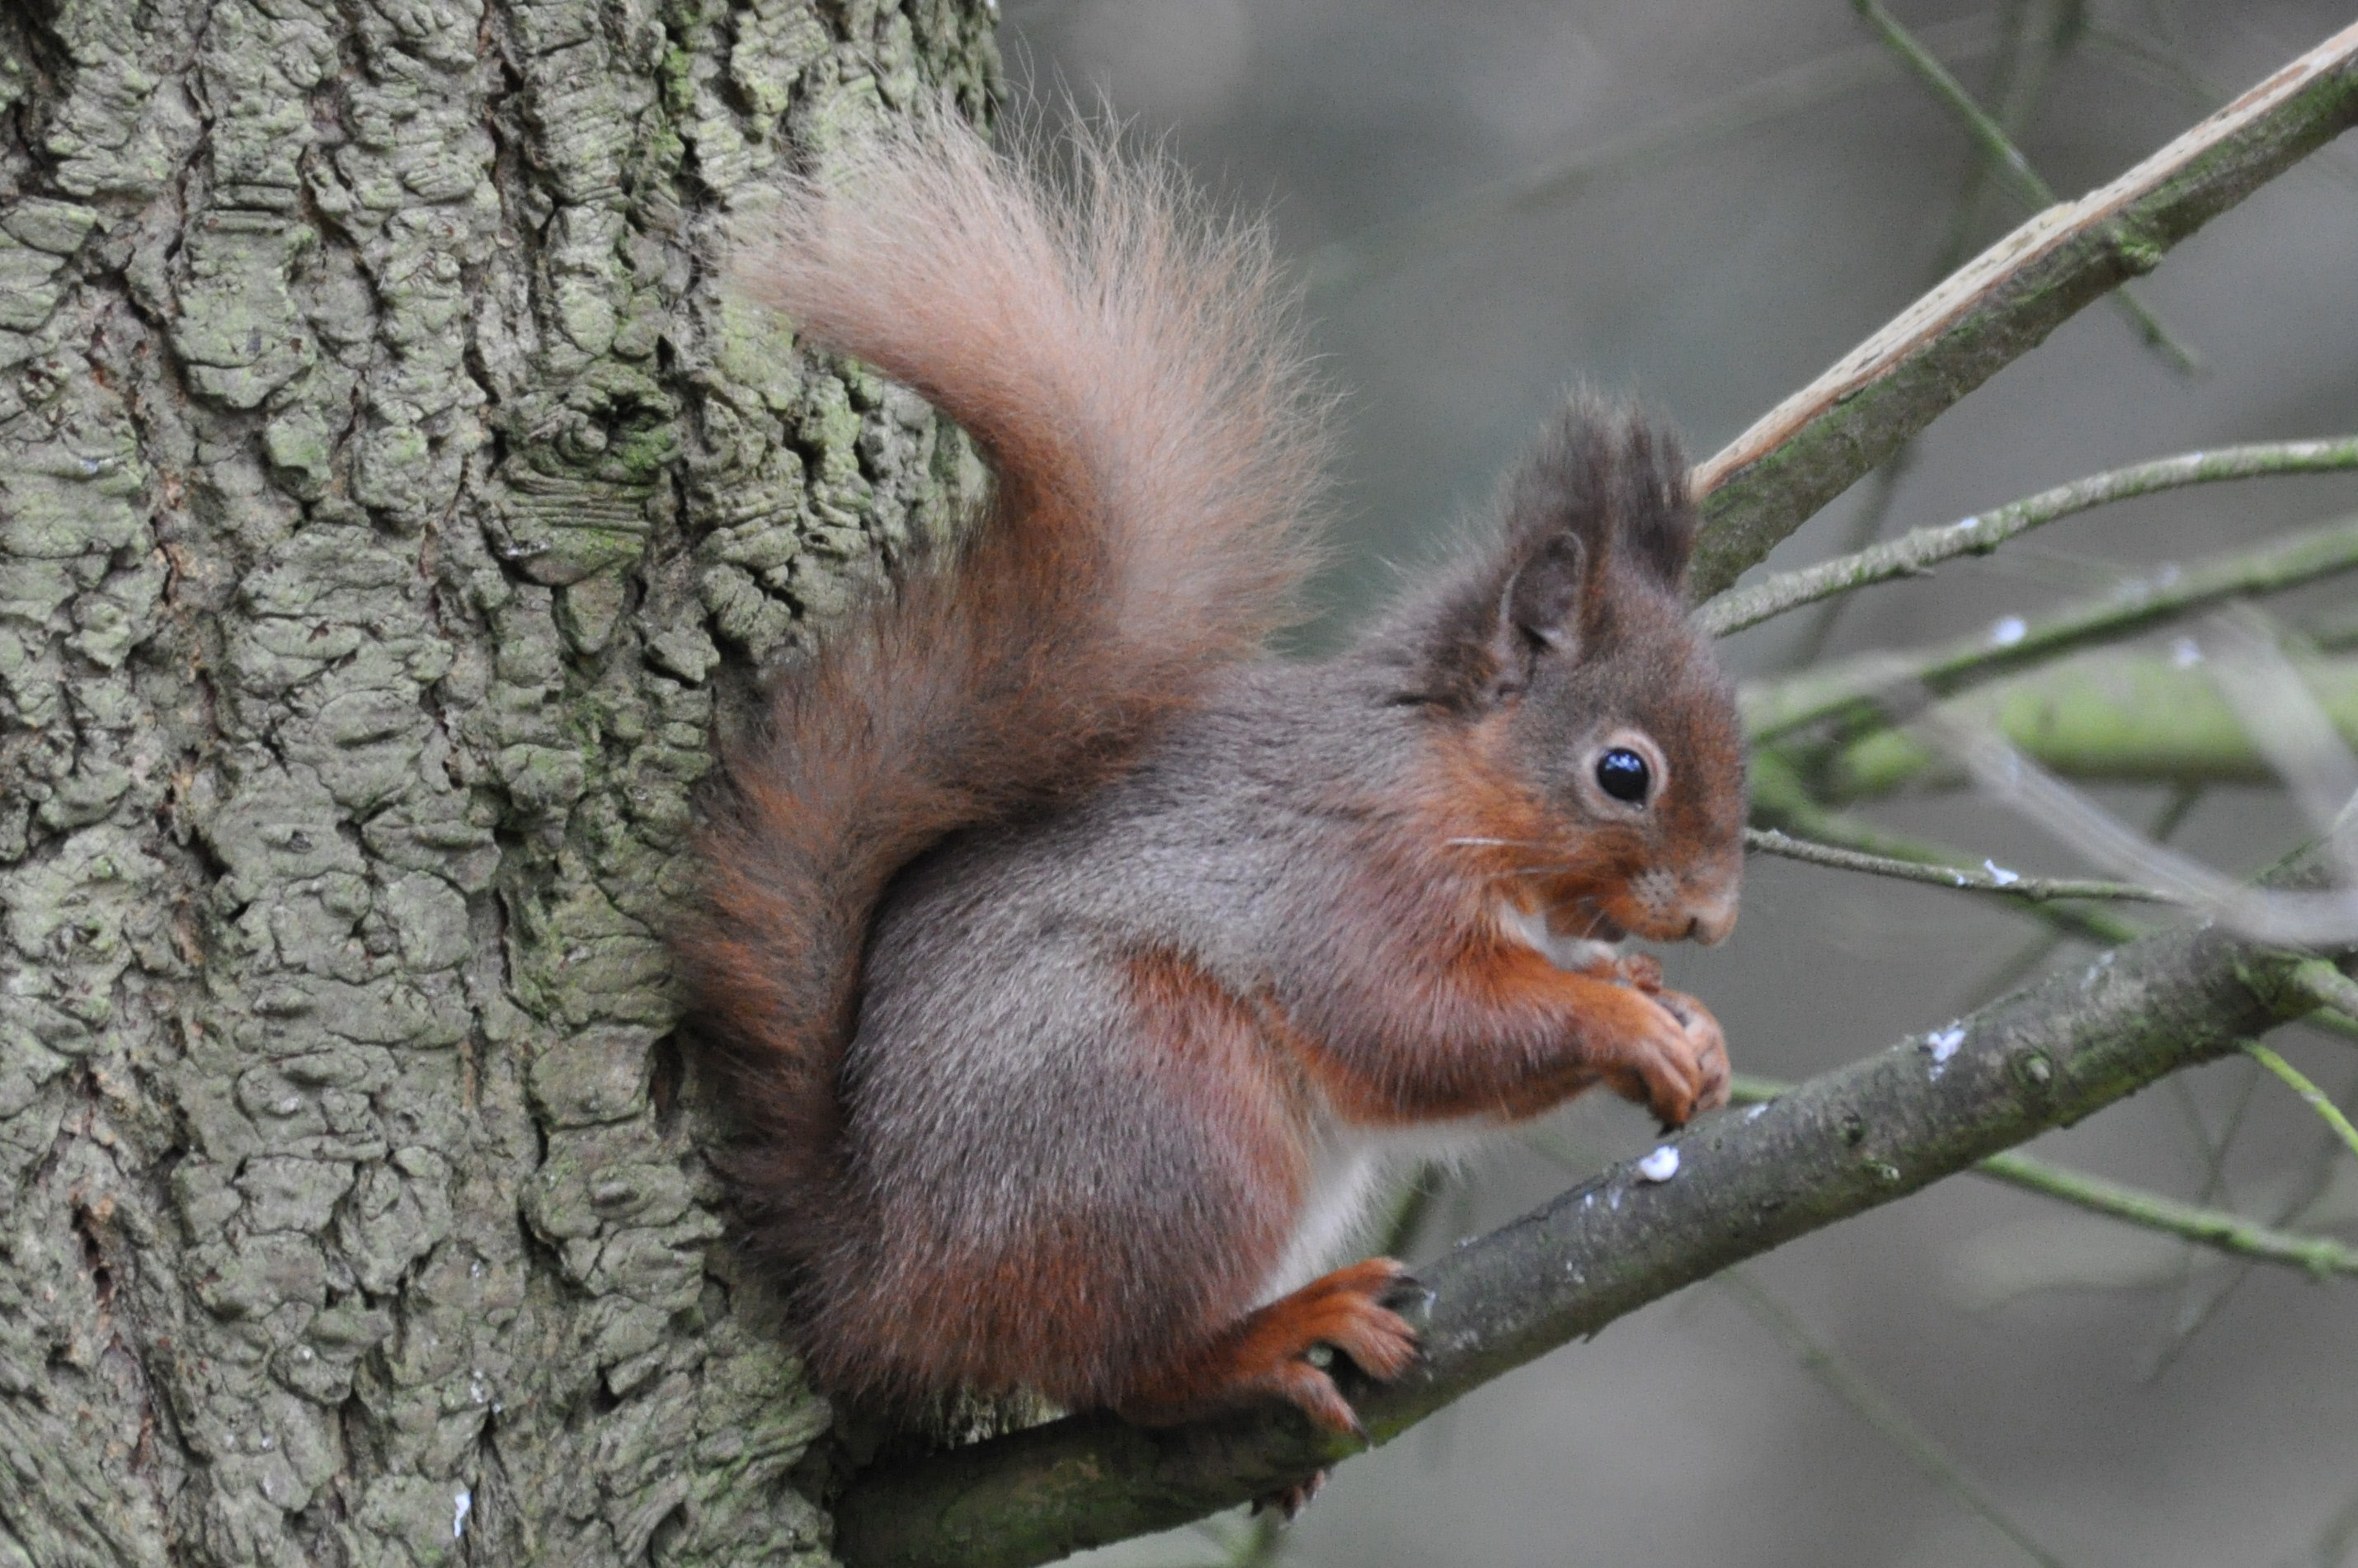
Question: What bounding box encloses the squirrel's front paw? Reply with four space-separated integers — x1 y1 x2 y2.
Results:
1603 950 1664 991
1601 986 1730 1127
1647 988 1730 1122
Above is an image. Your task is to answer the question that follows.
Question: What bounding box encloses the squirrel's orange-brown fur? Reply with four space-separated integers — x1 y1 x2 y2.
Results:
675 111 1747 1461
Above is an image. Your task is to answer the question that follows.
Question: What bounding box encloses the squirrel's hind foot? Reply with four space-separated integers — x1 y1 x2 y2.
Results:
1115 1257 1425 1439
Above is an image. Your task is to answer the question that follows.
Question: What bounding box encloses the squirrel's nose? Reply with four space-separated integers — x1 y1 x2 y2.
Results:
1684 892 1738 946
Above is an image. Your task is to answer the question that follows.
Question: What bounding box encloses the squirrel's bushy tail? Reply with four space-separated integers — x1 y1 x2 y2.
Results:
678 111 1329 1279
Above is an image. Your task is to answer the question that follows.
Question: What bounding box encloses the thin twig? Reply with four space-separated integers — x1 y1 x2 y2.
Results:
1302 18 2002 293
2170 1056 2256 1222
1778 1 2081 671
1972 1149 2358 1278
2144 1058 2358 1379
1750 752 2145 949
2154 1055 2259 1361
1742 511 2358 742
2302 1008 2358 1043
1721 1269 2074 1568
1919 709 2358 947
1747 826 2175 903
1964 783 2205 1005
1781 457 1916 670
2084 21 2358 197
1527 1130 2091 1564
1938 0 2083 280
2290 1471 2358 1568
2286 957 2358 1029
2200 609 2358 889
1799 651 2358 803
1701 437 2358 638
1854 0 2200 371
2245 1043 2358 1161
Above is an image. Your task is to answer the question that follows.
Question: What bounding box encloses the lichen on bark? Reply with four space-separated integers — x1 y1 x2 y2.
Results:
1 2 999 1563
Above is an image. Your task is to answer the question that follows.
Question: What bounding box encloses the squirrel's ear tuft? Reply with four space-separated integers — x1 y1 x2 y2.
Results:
1504 398 1696 596
1609 418 1697 591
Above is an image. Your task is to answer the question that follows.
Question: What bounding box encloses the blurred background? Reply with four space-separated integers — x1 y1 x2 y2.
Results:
991 2 2358 1565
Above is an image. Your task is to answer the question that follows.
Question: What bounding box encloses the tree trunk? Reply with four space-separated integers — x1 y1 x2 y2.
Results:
0 3 995 1562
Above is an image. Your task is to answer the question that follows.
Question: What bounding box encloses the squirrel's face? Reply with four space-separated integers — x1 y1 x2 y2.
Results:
1402 403 1747 947
1504 578 1748 946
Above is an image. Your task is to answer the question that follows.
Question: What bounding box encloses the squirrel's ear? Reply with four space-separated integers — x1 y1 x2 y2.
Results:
1484 531 1586 695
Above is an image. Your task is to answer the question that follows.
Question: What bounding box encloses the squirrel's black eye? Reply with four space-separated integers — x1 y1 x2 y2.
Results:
1595 747 1651 804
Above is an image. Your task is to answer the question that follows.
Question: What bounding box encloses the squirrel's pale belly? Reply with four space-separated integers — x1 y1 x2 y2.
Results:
1257 910 1636 1302
1260 1114 1495 1302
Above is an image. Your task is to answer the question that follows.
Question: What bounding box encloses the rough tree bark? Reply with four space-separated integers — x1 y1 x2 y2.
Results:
0 3 997 1563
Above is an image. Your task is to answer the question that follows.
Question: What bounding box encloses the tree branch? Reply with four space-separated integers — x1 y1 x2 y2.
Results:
2285 955 2358 1025
1976 1145 2358 1277
1748 751 2146 948
1723 1075 2358 1278
1302 16 2003 292
1718 1268 2074 1568
831 863 2345 1568
1685 20 2358 600
817 29 2358 1568
1699 437 2358 638
2244 1043 2358 1161
1745 826 2175 903
1774 0 2087 673
1855 0 2198 374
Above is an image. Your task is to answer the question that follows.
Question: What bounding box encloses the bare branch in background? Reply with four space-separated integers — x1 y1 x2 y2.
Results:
2244 1043 2358 1162
2200 610 2358 886
2285 957 2358 1024
1302 18 2003 292
1685 20 2358 598
1721 1266 2078 1568
1884 592 2358 949
1960 784 2206 1006
1700 437 2358 638
1742 511 2358 742
1778 0 2090 672
1749 751 2148 949
1976 1147 2358 1279
2086 20 2358 195
1746 826 2175 904
2144 1057 2358 1377
1855 0 2198 371
1800 652 2358 802
1725 1074 2358 1279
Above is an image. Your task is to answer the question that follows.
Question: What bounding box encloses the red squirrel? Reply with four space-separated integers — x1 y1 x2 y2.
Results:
676 111 1745 1455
